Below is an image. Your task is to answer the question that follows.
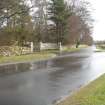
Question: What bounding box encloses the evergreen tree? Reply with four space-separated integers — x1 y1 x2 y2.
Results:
48 0 70 46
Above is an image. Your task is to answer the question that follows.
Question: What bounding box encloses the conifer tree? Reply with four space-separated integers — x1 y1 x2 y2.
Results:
48 0 70 46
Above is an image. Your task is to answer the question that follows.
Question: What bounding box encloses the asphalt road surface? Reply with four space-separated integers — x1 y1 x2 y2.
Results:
0 47 105 105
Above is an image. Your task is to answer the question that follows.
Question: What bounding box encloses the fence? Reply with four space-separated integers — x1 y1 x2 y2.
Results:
40 42 58 50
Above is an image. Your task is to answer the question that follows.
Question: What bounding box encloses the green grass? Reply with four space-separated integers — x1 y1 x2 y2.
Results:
0 46 88 64
0 52 56 64
94 48 105 52
0 49 61 64
94 49 105 52
63 47 81 52
96 45 105 52
62 45 88 52
57 74 105 105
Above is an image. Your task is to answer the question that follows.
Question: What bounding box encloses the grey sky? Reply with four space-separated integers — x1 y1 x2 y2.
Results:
88 0 105 41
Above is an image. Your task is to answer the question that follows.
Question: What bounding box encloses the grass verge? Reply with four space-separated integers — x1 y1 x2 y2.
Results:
0 51 56 64
95 45 105 52
57 74 105 105
0 46 87 64
62 45 88 52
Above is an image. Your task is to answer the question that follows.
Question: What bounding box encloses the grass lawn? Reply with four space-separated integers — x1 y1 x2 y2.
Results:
57 74 105 105
0 51 56 64
0 46 87 64
95 45 105 52
62 45 88 52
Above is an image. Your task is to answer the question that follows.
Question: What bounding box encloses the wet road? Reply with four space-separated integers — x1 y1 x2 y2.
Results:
0 47 105 105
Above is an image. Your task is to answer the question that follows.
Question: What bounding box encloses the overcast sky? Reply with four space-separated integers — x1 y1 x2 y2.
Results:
28 0 104 41
87 0 105 41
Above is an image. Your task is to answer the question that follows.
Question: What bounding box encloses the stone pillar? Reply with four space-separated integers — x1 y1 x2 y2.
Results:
40 42 42 51
59 42 63 51
31 42 34 53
